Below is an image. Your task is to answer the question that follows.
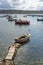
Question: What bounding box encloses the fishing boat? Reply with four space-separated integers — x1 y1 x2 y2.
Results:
15 33 30 43
15 19 30 25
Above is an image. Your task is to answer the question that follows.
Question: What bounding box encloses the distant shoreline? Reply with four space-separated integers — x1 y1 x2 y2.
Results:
0 10 43 14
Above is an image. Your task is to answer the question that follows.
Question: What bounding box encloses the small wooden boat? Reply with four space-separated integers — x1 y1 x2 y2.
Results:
15 19 30 25
15 33 30 43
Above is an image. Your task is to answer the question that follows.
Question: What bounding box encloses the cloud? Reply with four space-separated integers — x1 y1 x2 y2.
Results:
0 0 43 10
0 0 11 9
39 0 43 2
0 2 2 5
8 0 43 10
7 0 23 7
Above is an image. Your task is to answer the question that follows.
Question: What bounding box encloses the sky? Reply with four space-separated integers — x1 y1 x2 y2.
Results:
0 0 43 10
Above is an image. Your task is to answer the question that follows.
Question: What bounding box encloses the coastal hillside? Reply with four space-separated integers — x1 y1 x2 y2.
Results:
0 9 43 14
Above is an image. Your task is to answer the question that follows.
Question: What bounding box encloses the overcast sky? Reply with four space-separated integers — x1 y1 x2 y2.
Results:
0 0 43 10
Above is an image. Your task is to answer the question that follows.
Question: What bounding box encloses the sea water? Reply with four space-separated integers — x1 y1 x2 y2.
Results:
0 14 43 65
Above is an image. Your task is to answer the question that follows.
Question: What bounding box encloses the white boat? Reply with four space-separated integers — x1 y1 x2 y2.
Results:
15 33 30 43
7 15 16 21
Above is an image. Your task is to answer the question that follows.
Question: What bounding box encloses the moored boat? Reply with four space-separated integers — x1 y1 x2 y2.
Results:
15 19 30 25
15 33 30 43
7 15 17 21
14 15 17 18
37 18 43 21
8 18 16 21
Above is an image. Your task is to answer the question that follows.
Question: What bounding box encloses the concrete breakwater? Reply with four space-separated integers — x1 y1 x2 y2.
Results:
0 43 22 65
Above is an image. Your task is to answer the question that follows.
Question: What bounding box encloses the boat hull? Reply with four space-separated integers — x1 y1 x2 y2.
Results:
37 19 43 21
15 33 30 43
15 21 29 25
15 20 30 25
8 19 15 21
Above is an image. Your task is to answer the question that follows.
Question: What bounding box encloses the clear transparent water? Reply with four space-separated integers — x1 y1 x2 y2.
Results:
0 14 43 65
